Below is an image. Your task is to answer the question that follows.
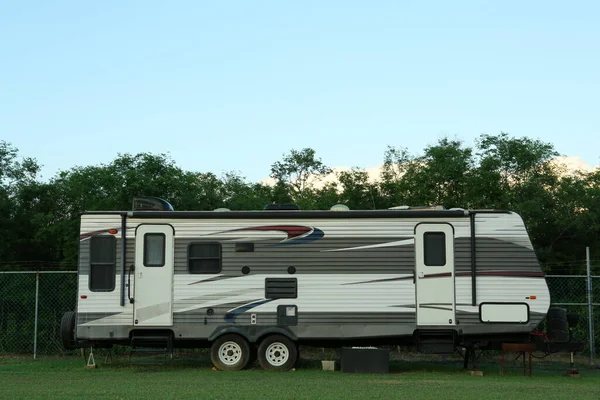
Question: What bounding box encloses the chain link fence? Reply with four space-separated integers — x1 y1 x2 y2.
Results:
545 274 599 364
0 271 77 357
0 270 598 364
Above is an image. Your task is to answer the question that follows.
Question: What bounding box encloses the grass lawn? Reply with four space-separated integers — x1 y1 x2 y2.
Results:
1 352 599 400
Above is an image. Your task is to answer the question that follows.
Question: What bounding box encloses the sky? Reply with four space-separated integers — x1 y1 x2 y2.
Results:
1 1 599 182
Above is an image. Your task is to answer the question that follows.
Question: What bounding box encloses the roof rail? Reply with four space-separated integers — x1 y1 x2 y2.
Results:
263 203 300 211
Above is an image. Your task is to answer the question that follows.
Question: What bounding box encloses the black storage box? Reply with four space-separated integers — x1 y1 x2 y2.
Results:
340 347 390 374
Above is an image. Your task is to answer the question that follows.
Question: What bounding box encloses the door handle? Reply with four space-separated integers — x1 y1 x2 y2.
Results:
127 265 134 303
418 272 424 278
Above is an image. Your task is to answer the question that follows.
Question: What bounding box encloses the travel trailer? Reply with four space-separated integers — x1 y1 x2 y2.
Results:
62 197 553 371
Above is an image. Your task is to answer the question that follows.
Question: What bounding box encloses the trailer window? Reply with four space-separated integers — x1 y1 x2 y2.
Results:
144 233 166 267
188 243 222 274
424 232 446 266
89 236 116 292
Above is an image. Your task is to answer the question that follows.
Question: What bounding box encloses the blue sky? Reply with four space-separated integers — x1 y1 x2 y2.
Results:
1 1 599 182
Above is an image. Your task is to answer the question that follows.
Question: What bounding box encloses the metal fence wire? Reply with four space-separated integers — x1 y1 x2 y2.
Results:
0 271 598 364
544 274 599 363
0 271 77 357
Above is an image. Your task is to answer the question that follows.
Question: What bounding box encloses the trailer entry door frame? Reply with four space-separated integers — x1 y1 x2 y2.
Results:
133 224 175 326
415 223 456 326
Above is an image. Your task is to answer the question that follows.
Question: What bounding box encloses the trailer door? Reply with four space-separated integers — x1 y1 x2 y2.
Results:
133 224 174 326
415 223 456 326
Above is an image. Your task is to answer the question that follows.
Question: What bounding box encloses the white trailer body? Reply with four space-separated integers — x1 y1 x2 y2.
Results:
66 202 551 369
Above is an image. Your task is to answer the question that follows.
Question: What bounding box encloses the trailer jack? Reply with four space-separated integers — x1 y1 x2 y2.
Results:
83 347 96 369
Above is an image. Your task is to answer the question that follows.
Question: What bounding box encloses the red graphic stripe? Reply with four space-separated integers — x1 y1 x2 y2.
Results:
422 272 452 279
79 229 117 240
234 225 311 239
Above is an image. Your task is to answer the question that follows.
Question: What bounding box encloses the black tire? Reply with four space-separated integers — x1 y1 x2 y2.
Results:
547 307 568 342
210 334 251 371
245 343 258 369
60 311 76 350
257 334 298 371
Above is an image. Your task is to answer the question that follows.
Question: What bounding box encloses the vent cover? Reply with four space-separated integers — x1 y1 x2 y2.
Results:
265 278 297 299
132 196 174 211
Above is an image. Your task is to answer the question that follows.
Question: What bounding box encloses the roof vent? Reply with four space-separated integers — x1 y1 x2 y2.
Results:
330 204 350 211
388 205 445 210
214 208 231 212
263 203 300 211
388 205 410 210
132 196 174 211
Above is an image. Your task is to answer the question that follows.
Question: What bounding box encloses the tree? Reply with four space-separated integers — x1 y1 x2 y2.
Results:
0 141 45 266
0 141 40 187
221 171 273 210
338 168 380 210
379 139 473 208
476 132 558 182
270 148 332 202
537 168 600 270
468 132 560 207
414 138 474 208
52 152 221 212
1 135 598 276
378 146 419 208
380 145 414 185
299 182 341 210
50 152 228 263
469 133 573 266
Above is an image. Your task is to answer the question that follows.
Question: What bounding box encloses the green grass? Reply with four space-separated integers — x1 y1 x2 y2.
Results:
1 354 599 400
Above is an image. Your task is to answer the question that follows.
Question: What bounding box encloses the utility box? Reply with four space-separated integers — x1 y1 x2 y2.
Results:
340 347 390 374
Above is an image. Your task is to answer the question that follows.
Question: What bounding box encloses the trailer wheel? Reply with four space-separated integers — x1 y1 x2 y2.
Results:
257 334 298 371
210 334 251 371
60 311 76 350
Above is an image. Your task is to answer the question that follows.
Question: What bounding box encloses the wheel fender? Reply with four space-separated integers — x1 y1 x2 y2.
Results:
208 326 297 343
208 327 252 342
252 327 297 343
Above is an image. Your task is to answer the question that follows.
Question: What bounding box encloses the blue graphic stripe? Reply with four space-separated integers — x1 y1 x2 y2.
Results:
224 299 274 322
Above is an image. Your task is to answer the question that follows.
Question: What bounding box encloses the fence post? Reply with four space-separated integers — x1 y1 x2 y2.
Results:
587 247 595 366
33 271 40 360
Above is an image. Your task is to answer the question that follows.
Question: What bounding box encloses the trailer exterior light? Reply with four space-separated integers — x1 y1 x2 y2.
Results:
108 229 118 234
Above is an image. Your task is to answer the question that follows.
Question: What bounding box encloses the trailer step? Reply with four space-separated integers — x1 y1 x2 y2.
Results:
129 333 173 365
416 330 456 354
130 348 169 353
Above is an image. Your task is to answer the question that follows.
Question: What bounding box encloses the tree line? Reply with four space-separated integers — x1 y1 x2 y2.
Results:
1 133 598 272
